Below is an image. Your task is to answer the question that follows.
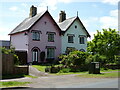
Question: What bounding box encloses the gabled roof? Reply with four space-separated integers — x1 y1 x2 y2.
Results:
58 16 90 37
9 10 61 35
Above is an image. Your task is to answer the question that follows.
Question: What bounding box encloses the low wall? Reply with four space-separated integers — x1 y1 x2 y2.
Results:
14 66 29 75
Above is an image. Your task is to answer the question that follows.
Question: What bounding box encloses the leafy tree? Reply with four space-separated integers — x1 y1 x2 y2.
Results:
87 28 120 64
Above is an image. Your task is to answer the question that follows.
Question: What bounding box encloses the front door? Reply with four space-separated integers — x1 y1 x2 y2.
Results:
40 51 45 63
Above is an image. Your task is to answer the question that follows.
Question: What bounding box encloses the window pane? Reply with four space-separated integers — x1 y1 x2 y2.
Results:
80 37 84 44
32 49 38 61
47 48 55 58
48 33 54 42
32 31 40 40
68 36 73 43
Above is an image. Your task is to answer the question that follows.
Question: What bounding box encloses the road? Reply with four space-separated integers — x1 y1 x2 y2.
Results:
1 74 119 88
24 75 119 88
59 78 118 88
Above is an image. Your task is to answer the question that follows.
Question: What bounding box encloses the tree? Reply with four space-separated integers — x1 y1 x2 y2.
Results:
87 28 120 64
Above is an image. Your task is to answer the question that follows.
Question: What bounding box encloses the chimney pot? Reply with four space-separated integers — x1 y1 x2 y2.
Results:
29 5 37 17
59 10 66 22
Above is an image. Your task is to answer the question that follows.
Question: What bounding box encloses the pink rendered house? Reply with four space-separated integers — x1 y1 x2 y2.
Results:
9 5 61 64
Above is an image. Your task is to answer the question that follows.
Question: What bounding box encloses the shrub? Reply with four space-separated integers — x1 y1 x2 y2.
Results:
59 50 89 67
59 68 70 73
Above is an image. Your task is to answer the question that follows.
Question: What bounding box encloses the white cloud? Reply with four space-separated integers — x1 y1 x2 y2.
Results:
82 17 99 29
99 9 118 29
110 9 118 17
9 6 18 11
37 0 73 12
21 3 28 7
101 0 119 5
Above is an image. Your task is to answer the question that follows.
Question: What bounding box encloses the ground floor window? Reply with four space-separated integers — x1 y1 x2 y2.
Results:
47 48 55 59
32 49 38 61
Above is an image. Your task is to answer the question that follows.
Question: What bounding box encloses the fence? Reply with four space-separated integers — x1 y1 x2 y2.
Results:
2 54 29 75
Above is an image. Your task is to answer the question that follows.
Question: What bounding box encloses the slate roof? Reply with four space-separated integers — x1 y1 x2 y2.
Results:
58 16 90 37
9 10 90 37
9 10 47 35
58 17 77 31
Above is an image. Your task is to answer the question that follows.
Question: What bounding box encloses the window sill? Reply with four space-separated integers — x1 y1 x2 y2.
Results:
48 41 54 42
68 42 74 43
32 39 40 41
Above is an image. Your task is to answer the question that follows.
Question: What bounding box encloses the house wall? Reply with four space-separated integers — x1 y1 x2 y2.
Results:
10 32 28 51
61 19 87 54
28 13 61 63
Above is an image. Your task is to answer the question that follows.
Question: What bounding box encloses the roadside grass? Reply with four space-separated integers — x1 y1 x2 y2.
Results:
100 69 119 72
24 75 38 78
0 81 31 88
54 71 88 75
32 65 47 72
2 74 38 79
76 71 120 78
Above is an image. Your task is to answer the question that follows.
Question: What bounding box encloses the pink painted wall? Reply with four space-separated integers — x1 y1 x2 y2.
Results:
27 12 61 63
10 32 28 51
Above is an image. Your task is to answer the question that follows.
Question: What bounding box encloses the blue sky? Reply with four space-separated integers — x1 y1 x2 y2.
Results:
0 0 118 40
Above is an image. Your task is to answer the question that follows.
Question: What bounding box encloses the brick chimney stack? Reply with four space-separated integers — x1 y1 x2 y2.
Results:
29 5 37 17
59 11 66 22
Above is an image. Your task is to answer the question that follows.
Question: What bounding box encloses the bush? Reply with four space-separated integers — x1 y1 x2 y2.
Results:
45 65 60 73
59 68 70 73
59 51 89 67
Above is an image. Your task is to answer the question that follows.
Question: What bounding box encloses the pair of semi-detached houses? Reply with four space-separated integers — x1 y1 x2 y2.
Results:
9 5 90 64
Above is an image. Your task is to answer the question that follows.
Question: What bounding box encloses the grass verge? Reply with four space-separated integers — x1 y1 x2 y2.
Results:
32 65 46 72
76 71 120 78
2 74 38 79
0 81 31 88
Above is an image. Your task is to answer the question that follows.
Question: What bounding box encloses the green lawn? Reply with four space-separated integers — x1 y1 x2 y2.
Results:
76 71 120 78
2 74 38 79
32 65 47 72
0 81 31 88
32 65 120 77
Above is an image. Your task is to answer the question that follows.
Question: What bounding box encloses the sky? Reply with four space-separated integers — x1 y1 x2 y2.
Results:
0 0 119 41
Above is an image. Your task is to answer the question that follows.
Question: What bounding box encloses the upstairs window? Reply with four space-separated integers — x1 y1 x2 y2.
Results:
79 35 85 44
67 34 75 43
32 31 40 41
47 32 56 42
48 33 54 42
